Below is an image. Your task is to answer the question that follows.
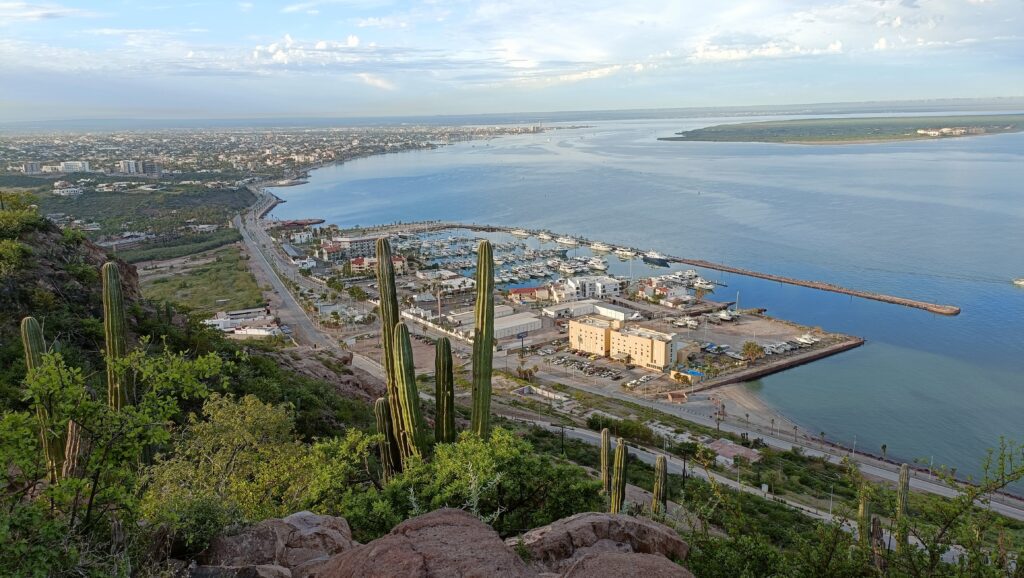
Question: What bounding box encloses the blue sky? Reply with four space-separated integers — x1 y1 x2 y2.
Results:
1 0 1022 120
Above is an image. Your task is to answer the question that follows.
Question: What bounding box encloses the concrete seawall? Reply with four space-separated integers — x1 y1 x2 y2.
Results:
665 257 961 316
683 337 866 394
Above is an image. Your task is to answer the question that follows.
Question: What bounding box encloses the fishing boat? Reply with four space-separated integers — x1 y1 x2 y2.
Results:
555 236 579 246
590 241 613 252
642 250 670 267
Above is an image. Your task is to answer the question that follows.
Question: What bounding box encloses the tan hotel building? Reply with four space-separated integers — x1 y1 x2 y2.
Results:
568 316 682 371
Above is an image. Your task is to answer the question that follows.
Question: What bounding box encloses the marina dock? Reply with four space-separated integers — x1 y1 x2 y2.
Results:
328 220 961 317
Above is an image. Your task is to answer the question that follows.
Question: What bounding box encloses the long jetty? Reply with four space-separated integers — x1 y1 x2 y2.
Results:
332 219 962 316
666 257 961 316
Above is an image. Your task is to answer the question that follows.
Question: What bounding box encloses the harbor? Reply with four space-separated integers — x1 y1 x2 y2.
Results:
312 216 962 316
267 215 873 407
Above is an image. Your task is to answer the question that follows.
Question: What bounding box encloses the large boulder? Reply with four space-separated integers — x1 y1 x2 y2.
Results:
561 552 694 578
196 511 357 575
506 512 689 574
297 508 536 578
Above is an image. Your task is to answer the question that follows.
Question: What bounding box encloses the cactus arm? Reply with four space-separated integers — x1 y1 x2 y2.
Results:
102 263 129 410
470 240 494 437
434 337 456 444
394 323 426 459
610 437 627 514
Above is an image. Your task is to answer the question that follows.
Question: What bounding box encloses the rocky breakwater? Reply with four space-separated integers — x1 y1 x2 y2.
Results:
191 509 694 578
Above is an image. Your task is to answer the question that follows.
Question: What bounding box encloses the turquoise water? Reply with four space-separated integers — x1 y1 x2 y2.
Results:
269 117 1024 479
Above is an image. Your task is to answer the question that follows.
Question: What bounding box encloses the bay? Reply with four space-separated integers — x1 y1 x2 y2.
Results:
270 116 1024 479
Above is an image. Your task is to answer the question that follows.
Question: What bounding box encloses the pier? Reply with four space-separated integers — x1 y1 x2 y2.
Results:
314 218 962 316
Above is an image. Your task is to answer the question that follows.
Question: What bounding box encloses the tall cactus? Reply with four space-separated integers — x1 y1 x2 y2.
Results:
609 437 627 514
102 262 129 410
434 337 456 444
393 323 427 459
600 428 611 495
652 455 667 515
374 239 404 444
470 240 494 437
857 490 873 551
21 317 65 484
374 397 400 482
895 463 910 551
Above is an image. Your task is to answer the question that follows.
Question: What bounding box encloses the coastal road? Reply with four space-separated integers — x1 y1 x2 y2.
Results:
528 365 1024 522
518 417 960 562
234 211 384 378
232 193 1024 523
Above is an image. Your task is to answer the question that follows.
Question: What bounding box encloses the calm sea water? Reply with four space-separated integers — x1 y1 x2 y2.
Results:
270 117 1024 479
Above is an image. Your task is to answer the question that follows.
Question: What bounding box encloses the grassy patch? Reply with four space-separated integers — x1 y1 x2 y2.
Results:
141 245 264 314
120 229 242 263
37 187 253 236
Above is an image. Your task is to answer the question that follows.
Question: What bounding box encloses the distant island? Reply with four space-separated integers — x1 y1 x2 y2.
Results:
659 114 1024 144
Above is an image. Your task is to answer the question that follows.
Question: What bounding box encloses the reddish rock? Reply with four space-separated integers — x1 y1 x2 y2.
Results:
300 509 536 578
199 512 357 570
561 552 694 578
506 512 689 574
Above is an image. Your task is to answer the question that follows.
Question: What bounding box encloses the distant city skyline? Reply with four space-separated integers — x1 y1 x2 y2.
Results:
1 0 1022 122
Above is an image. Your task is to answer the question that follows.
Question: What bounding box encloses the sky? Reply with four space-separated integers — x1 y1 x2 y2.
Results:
0 0 1022 121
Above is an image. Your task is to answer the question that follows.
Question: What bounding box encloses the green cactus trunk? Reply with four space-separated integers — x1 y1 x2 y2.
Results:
470 240 494 437
394 323 427 460
374 397 400 482
857 491 872 552
62 420 82 479
610 437 627 514
895 463 910 551
102 263 129 410
374 239 404 444
652 455 667 515
600 428 611 495
434 337 456 444
21 316 65 484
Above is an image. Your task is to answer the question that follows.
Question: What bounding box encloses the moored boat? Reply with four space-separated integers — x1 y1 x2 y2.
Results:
642 250 670 267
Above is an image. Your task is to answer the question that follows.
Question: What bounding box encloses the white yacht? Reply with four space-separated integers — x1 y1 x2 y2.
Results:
588 257 609 271
537 231 553 241
1014 278 1024 287
693 278 715 290
510 228 530 237
614 247 636 259
555 236 579 246
590 241 613 252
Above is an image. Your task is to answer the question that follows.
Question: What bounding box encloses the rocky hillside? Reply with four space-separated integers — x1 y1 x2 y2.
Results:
189 509 695 578
0 197 139 409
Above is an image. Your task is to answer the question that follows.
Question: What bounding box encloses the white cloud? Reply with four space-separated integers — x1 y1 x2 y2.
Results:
356 72 394 90
346 35 360 48
874 37 889 50
238 2 253 12
0 1 95 23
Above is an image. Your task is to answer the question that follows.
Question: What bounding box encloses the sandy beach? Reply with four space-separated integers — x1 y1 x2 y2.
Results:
686 384 802 438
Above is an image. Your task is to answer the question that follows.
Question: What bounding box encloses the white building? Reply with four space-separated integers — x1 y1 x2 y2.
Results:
552 276 623 302
290 230 314 244
118 160 140 174
493 312 543 339
59 161 90 173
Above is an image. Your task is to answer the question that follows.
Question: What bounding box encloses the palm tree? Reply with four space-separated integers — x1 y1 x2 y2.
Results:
770 417 776 436
881 444 888 461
